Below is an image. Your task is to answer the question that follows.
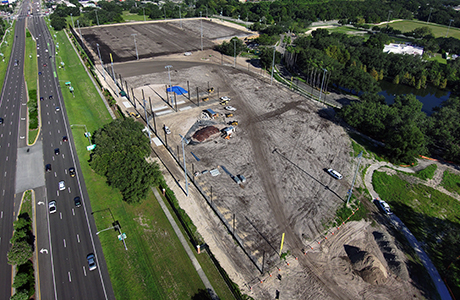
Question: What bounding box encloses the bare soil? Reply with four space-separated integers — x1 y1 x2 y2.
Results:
88 20 432 299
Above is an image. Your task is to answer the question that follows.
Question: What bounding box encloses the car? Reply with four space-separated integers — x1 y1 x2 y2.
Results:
220 96 231 101
45 164 52 172
55 106 60 111
327 168 343 180
62 136 68 142
38 71 42 75
163 125 171 135
225 106 236 111
59 180 65 191
184 52 192 56
74 196 81 207
375 199 393 215
201 97 209 102
49 201 56 214
49 95 53 100
54 148 60 155
225 113 233 118
43 63 47 67
0 117 3 125
40 96 44 101
87 253 97 271
129 111 140 118
14 59 18 66
45 49 48 52
69 167 76 177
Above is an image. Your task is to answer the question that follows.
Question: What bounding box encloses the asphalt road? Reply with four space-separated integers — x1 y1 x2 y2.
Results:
0 3 29 299
27 7 115 300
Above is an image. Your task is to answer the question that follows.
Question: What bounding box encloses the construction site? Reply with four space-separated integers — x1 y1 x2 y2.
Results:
79 18 432 299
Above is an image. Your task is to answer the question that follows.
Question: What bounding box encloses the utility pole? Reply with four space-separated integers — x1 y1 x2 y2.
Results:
131 34 139 60
143 98 151 143
270 46 276 85
386 10 392 27
179 135 189 196
427 7 434 24
143 7 146 22
77 19 81 39
96 43 105 80
179 6 182 29
319 68 327 102
446 19 454 37
95 9 100 26
233 39 236 67
165 65 173 104
347 151 363 206
200 12 203 51
70 13 74 28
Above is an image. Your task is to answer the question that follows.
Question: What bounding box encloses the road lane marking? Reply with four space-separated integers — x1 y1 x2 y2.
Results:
1 211 3 218
4 171 6 177
68 187 71 193
56 190 59 196
76 234 80 243
68 272 71 282
83 266 86 277
72 208 75 216
54 172 56 177
60 212 62 219
63 239 66 248
5 156 8 161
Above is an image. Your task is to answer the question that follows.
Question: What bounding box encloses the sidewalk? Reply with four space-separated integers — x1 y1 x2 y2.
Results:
150 187 219 300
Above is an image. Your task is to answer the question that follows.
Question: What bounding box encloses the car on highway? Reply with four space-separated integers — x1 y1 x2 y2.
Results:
225 106 236 111
129 111 140 118
87 254 97 271
69 167 76 177
49 201 56 214
55 106 60 112
59 180 65 191
49 95 53 100
45 164 52 172
0 117 3 125
163 125 171 135
327 168 343 180
74 196 81 208
375 199 393 215
14 59 18 66
62 136 68 142
220 96 231 101
40 96 44 101
54 148 60 155
43 63 47 67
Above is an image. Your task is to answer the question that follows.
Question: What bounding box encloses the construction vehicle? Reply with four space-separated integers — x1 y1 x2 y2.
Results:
220 100 229 105
202 97 209 102
229 121 239 126
225 113 233 118
207 87 214 93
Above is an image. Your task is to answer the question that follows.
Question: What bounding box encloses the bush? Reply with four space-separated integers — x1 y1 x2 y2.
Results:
28 89 38 130
413 164 437 180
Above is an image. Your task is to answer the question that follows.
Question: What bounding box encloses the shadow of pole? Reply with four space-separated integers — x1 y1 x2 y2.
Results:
244 215 279 256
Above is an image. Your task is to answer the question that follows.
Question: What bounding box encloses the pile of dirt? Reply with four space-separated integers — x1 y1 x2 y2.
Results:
192 126 220 142
373 231 409 280
345 245 388 285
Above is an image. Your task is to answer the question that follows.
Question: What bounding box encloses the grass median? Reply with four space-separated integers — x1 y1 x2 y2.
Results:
54 28 234 299
24 29 39 144
0 21 15 96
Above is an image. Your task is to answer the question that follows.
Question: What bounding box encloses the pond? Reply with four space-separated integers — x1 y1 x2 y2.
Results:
378 80 451 116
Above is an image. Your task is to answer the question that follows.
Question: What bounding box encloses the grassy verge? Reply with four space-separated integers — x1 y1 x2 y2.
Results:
372 171 460 296
0 21 15 95
383 19 460 39
24 29 39 144
55 28 234 299
404 163 438 180
122 11 148 22
441 170 460 194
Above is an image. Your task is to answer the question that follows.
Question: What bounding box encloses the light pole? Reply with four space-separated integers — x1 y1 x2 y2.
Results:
233 39 236 67
386 10 392 27
95 9 99 26
319 68 327 102
179 135 189 197
347 151 363 206
96 43 105 80
77 19 82 39
427 7 433 24
179 6 182 29
200 12 203 51
220 10 223 22
446 19 454 37
270 46 276 85
164 6 166 20
165 65 173 104
70 13 74 28
143 7 146 22
131 34 139 60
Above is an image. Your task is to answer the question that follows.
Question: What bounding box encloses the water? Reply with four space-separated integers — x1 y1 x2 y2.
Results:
378 80 451 116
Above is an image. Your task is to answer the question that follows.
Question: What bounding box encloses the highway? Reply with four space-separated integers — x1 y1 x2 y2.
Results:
0 1 114 299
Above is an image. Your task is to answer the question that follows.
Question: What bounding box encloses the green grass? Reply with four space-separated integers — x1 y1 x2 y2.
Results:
122 11 149 22
408 164 438 180
0 21 15 96
21 190 32 217
383 20 460 39
54 28 234 300
441 170 460 195
425 53 447 64
24 30 39 144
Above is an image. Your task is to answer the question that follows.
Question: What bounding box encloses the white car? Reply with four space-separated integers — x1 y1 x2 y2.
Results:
184 52 192 56
59 180 65 191
376 199 393 215
163 125 171 135
327 168 343 180
49 201 56 214
220 96 231 101
225 106 236 111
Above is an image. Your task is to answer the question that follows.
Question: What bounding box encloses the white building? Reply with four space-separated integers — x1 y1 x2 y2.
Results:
383 43 424 56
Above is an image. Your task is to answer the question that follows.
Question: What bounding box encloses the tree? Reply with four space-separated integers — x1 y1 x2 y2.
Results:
50 16 66 31
7 240 33 266
10 291 29 300
89 118 162 203
13 273 29 290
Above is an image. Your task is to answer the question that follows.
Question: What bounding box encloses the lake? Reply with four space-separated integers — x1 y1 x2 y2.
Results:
378 80 451 116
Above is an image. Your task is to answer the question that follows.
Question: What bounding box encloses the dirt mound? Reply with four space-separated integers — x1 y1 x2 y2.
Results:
192 126 220 142
345 245 388 285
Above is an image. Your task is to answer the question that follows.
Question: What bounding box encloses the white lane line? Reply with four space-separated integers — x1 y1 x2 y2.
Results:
57 129 60 133
68 272 71 282
52 156 55 161
60 212 62 220
56 190 59 196
2 190 4 196
72 208 75 216
76 234 80 243
54 172 57 177
62 154 65 159
83 266 87 277
1 211 3 218
4 171 6 177
5 156 8 161
68 187 71 193
7 143 9 147
63 239 66 248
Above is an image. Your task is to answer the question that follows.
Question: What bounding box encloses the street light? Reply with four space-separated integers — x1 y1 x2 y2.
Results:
427 7 433 24
270 46 276 85
200 12 203 51
446 19 454 37
347 151 363 206
179 134 189 197
131 33 139 60
70 13 74 28
77 19 82 39
386 10 392 27
165 65 173 104
319 68 327 102
179 6 182 29
96 43 105 80
95 9 99 26
233 39 236 67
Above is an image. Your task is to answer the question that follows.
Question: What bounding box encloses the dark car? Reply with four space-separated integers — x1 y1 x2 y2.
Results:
0 117 3 125
38 71 42 75
62 136 68 142
49 95 53 100
74 196 81 207
40 96 44 101
87 254 97 271
54 148 60 155
69 167 76 177
45 164 52 172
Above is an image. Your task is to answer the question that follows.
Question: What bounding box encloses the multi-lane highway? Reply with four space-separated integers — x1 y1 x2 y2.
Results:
0 1 114 299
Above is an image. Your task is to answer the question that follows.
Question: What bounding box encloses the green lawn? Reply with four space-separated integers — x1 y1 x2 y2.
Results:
24 29 39 144
0 21 15 96
383 20 460 39
441 170 460 195
122 11 149 22
54 28 234 300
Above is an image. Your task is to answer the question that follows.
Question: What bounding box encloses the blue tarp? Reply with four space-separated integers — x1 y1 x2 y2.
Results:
167 86 188 95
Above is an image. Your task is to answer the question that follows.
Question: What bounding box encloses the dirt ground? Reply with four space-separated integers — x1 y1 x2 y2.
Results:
87 20 432 299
